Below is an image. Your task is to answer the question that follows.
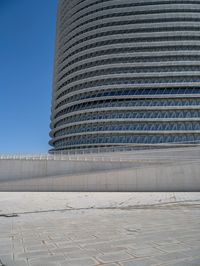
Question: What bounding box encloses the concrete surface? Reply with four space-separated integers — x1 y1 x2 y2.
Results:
0 192 200 266
1 147 200 192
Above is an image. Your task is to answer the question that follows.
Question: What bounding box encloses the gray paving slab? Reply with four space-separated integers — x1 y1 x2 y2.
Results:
152 251 189 263
17 250 51 260
0 193 200 266
29 262 59 266
97 251 133 263
50 246 82 254
103 264 119 266
119 258 157 266
128 247 165 257
66 249 101 259
163 257 200 266
29 254 67 265
59 258 97 266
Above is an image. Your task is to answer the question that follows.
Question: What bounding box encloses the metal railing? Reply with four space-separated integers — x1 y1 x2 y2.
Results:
50 141 200 155
0 142 200 163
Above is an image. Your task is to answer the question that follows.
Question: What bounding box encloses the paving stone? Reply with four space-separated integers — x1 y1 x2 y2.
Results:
25 245 48 251
163 259 200 266
97 251 133 263
120 258 156 266
157 244 190 253
152 251 188 262
74 238 109 246
29 255 66 265
153 239 181 246
102 264 119 266
13 246 24 253
110 239 137 247
0 193 200 266
66 249 101 259
128 247 164 258
29 262 59 266
17 250 51 259
98 246 127 253
60 258 97 266
51 246 82 254
23 242 43 247
54 241 75 247
82 242 112 250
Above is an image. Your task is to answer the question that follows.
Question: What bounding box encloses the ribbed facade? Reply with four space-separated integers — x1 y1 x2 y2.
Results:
50 0 200 151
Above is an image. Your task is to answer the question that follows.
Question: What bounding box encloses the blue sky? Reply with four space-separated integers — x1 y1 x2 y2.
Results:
0 0 57 153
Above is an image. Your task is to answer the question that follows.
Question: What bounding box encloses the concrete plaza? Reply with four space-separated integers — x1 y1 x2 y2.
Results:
0 192 200 266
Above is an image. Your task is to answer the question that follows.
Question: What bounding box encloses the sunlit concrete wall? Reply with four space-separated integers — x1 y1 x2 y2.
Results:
0 158 199 191
0 158 130 182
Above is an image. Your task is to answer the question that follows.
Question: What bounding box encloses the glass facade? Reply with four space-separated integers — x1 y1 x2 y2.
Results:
50 0 200 151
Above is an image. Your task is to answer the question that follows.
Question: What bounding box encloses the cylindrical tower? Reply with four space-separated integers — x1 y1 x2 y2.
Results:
50 0 200 152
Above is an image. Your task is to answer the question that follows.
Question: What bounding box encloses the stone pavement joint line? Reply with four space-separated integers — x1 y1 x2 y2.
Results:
0 193 200 266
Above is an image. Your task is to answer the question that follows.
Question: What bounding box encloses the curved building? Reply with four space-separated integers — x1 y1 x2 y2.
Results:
49 0 200 152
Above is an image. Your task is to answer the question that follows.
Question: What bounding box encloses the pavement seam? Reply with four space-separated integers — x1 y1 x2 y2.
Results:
0 199 200 217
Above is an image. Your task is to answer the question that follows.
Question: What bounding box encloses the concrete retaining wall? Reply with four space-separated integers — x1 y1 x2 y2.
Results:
0 158 130 182
0 158 199 191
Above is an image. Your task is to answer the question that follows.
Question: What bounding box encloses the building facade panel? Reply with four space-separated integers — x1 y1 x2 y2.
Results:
50 0 200 151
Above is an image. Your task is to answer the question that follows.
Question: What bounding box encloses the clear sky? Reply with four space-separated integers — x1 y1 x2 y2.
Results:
0 0 58 153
